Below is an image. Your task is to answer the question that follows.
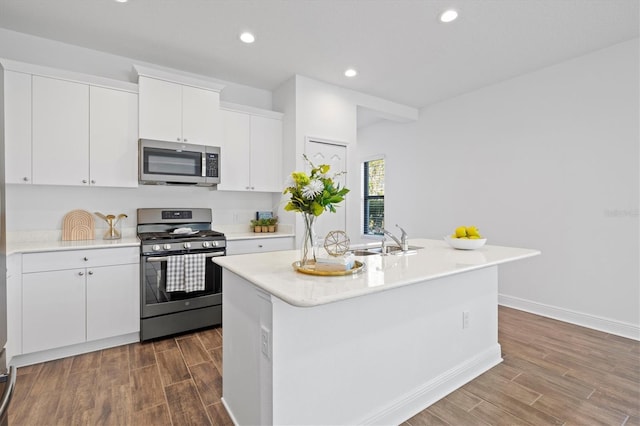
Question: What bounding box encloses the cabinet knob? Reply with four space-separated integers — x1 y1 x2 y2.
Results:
22 177 29 182
184 138 188 142
246 186 250 190
258 245 263 248
91 180 96 184
177 137 181 141
78 271 84 276
88 271 94 275
251 186 255 190
82 179 87 184
83 257 88 261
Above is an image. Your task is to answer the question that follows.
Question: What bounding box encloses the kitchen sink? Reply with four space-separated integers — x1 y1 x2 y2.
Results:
351 245 423 256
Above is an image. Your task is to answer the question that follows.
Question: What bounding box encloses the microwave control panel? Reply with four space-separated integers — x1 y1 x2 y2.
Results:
205 153 219 177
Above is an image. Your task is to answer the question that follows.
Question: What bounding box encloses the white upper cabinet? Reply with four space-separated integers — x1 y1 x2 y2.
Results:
218 109 251 191
89 86 138 187
218 108 283 192
32 75 90 186
138 77 182 142
138 75 222 146
1 60 139 188
251 115 283 192
3 70 32 184
182 84 222 145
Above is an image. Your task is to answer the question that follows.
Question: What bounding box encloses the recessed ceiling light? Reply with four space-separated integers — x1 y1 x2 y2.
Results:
344 68 358 78
239 32 255 44
439 9 458 23
114 0 128 3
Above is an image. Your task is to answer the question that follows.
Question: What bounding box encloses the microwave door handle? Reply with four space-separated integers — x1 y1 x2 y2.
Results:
202 155 207 177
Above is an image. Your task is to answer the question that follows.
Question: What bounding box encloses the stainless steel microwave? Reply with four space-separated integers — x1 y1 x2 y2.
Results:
139 139 220 186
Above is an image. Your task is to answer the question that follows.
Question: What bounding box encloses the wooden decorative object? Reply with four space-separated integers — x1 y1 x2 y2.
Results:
62 210 95 241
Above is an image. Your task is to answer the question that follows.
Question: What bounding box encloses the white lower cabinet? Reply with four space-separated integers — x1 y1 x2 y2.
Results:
227 237 294 255
21 247 139 355
6 254 23 362
86 263 139 341
22 269 86 353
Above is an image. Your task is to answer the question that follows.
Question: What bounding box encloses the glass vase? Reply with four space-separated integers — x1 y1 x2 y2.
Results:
300 212 317 266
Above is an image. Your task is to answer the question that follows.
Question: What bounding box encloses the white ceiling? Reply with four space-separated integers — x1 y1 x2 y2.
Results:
0 0 637 108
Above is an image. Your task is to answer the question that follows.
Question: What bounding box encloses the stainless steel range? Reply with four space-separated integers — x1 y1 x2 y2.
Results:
137 208 225 341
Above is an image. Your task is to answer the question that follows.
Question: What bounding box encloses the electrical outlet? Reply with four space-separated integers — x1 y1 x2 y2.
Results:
260 326 271 359
462 311 470 329
233 213 240 224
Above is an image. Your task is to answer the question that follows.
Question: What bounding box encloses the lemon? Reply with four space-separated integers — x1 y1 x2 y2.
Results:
469 235 480 239
455 226 467 238
466 226 480 237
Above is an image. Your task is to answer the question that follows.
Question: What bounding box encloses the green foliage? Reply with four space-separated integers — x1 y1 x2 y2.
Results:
283 155 349 217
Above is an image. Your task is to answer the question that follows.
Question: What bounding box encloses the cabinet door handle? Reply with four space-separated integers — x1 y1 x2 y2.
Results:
83 257 88 261
177 137 181 141
184 138 188 142
88 271 93 275
82 179 87 184
258 245 263 248
78 271 84 276
22 177 29 182
90 180 96 184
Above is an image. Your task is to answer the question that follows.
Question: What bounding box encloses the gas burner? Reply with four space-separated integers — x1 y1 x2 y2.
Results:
138 230 225 242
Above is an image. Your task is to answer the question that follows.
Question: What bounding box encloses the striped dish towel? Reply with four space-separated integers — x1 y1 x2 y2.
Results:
166 255 185 292
184 253 206 292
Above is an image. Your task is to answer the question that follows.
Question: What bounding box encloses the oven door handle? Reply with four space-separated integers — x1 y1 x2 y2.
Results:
145 252 226 263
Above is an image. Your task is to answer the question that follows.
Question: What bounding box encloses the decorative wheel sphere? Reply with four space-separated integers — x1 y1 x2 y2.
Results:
323 230 350 256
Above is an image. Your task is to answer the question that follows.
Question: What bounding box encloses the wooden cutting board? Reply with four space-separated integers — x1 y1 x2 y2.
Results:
62 210 95 241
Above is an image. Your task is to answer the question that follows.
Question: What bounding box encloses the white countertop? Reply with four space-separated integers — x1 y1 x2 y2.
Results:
225 231 295 241
5 225 294 254
7 237 141 255
214 238 540 307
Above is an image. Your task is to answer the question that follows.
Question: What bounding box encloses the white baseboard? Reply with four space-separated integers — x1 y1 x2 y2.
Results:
361 345 503 425
10 332 139 367
499 294 640 341
221 397 240 426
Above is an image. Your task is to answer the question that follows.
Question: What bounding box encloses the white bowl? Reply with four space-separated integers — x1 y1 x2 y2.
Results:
444 236 487 250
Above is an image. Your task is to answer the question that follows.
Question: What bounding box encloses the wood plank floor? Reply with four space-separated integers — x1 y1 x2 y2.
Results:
8 306 640 425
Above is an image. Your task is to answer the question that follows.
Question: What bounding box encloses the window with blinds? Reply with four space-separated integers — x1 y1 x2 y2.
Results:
363 158 384 235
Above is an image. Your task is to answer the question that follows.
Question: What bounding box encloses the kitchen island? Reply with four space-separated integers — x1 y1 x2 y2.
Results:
214 238 540 425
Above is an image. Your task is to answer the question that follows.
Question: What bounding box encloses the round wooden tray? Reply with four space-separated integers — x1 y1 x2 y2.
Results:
292 260 365 276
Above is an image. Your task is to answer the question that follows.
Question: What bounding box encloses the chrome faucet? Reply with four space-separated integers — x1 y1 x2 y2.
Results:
382 224 409 251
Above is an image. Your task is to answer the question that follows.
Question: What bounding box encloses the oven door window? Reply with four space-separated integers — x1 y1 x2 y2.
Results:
143 147 203 177
142 254 222 305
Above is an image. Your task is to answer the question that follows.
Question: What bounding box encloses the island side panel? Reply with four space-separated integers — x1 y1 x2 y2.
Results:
270 266 502 425
221 269 274 425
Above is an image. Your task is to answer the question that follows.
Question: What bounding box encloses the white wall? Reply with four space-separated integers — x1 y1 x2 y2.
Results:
358 39 639 339
273 75 418 245
6 184 275 234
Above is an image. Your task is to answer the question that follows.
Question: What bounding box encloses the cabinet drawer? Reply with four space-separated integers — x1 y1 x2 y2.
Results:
23 247 139 273
227 237 294 255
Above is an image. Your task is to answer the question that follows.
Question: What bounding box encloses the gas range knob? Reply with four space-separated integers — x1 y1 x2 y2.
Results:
163 244 171 250
202 241 211 248
183 242 191 249
152 244 160 251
